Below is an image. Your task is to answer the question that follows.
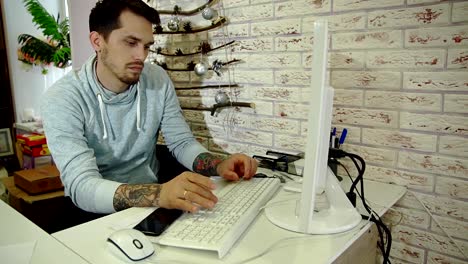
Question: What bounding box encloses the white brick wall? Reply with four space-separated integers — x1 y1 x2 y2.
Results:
453 2 468 23
383 207 430 229
333 30 403 49
332 71 401 89
431 215 468 241
152 0 468 262
367 49 446 69
405 25 468 47
334 0 404 12
365 91 442 111
439 135 468 157
363 128 437 152
368 4 450 28
428 252 468 264
404 72 468 91
393 225 466 258
388 241 425 263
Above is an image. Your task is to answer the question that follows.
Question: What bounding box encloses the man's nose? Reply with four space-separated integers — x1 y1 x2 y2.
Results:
134 45 147 60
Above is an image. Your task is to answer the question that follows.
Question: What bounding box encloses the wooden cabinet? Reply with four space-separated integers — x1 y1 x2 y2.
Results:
0 2 14 130
333 225 378 264
0 2 18 174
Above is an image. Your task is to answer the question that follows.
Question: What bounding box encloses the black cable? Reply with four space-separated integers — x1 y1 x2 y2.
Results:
338 160 392 263
334 156 392 264
346 154 370 213
362 214 388 263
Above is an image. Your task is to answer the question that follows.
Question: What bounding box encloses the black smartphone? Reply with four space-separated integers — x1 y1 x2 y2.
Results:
133 208 183 236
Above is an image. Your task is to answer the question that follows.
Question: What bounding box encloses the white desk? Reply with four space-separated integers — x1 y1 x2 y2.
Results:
0 199 88 264
52 177 406 264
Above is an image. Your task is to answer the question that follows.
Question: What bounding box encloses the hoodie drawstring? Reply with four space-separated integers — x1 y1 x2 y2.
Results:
96 83 141 140
97 93 108 140
136 82 141 132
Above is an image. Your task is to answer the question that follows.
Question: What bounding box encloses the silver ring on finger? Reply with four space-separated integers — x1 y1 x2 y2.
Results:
183 190 188 200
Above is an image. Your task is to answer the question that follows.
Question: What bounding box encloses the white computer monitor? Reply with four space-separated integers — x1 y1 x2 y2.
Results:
265 20 361 234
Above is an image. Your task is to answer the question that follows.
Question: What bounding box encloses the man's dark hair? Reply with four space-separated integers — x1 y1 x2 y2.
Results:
89 0 160 40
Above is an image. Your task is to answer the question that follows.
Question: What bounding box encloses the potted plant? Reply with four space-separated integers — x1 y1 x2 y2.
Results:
17 0 71 74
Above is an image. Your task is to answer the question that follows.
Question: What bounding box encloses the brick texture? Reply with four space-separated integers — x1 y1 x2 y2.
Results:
149 0 468 262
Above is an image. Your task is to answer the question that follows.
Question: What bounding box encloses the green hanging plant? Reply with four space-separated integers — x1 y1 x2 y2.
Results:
17 0 71 74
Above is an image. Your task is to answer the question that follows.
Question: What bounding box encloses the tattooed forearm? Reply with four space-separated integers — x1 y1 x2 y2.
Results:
193 152 225 176
113 183 162 211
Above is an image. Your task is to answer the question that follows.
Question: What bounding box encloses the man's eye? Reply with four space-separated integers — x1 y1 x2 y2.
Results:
126 40 137 46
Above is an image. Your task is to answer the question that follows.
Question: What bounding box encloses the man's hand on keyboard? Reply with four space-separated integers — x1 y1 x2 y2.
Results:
159 172 218 213
216 153 258 181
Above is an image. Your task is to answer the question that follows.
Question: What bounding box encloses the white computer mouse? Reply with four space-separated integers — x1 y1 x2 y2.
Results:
107 228 155 261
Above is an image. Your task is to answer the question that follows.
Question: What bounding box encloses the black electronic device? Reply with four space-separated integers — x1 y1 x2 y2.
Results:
133 208 183 236
253 172 268 178
266 150 303 163
253 150 303 174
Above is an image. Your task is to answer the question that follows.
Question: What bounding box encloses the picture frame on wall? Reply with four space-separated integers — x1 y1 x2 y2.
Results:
0 128 14 157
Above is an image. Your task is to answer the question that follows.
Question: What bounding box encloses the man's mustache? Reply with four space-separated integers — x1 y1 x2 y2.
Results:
127 61 144 67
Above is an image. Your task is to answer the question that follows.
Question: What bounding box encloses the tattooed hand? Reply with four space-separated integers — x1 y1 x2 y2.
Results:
158 171 218 213
193 152 258 181
216 153 258 181
113 183 162 211
113 172 218 212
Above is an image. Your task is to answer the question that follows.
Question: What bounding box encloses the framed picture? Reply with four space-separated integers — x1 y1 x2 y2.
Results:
0 128 14 157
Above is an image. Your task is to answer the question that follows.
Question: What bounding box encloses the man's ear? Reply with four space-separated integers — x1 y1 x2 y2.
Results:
89 31 103 52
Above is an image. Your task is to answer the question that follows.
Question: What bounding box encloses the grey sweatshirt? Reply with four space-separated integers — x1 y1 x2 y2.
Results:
40 55 207 214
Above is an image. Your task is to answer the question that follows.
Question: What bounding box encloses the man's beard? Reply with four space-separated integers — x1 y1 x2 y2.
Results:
101 48 141 85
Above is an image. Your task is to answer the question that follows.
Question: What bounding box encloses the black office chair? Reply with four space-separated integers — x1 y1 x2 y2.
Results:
155 144 189 184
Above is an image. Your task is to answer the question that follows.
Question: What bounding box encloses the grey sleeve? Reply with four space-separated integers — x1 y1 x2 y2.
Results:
158 77 207 170
40 87 121 214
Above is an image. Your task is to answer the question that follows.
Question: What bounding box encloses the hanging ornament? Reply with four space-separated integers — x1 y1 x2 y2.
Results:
194 62 208 76
202 7 217 20
167 16 180 31
215 91 229 104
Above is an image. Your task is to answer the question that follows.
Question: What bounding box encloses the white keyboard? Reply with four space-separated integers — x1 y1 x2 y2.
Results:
157 177 281 258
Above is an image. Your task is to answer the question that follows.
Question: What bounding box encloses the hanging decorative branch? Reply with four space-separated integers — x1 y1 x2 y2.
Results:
150 40 236 57
154 24 163 34
213 59 242 69
199 42 212 54
182 102 256 116
175 84 240 90
183 21 193 32
153 17 227 34
211 59 225 76
173 5 181 15
154 59 241 72
175 49 184 56
147 0 216 16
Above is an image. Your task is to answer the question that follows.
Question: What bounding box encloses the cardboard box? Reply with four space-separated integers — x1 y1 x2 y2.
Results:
16 133 47 147
20 143 50 157
13 165 63 195
16 133 53 169
3 176 64 205
22 154 54 169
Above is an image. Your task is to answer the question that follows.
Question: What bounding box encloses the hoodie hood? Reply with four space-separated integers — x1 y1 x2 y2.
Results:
85 55 142 139
89 56 138 105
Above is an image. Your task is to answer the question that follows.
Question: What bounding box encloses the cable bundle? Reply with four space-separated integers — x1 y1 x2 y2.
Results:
329 148 393 264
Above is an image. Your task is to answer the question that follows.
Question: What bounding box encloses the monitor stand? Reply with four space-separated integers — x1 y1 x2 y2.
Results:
265 168 362 234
